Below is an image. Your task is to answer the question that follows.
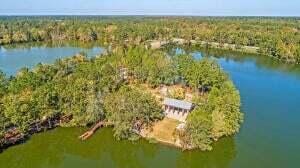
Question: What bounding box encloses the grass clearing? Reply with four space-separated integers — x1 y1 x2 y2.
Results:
148 118 181 144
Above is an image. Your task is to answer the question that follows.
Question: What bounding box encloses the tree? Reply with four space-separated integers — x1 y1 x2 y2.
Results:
174 55 228 92
0 111 9 139
208 81 243 140
104 86 163 140
168 87 186 100
0 71 7 97
0 71 9 139
2 89 37 132
181 108 213 151
32 83 59 127
12 31 28 43
8 68 42 94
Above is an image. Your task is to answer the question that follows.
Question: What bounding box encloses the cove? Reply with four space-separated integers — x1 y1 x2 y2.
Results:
0 42 104 76
0 44 300 168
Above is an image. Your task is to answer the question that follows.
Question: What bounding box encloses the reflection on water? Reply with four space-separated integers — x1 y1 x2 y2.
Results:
0 128 236 168
176 137 236 168
177 45 300 79
0 42 105 76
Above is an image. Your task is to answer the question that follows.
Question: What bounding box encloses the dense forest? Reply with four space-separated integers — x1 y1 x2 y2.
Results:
0 16 299 63
0 45 243 151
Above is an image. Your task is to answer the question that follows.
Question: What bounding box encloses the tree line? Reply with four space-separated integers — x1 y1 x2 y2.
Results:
0 16 299 63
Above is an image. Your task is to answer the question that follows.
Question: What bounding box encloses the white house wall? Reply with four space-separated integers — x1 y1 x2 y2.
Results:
164 108 188 122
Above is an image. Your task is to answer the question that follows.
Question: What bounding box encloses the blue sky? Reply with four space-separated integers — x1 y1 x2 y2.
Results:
1 0 299 16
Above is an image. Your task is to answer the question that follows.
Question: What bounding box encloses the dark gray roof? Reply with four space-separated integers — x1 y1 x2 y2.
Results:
163 98 193 110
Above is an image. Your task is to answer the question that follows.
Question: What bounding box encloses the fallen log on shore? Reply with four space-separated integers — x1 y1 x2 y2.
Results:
79 121 112 140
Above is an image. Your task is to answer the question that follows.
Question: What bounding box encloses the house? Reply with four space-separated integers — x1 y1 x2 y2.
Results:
172 38 186 45
119 67 128 80
162 98 194 122
148 40 169 49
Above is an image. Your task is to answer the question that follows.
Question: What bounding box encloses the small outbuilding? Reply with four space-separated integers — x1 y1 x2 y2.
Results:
163 98 194 122
119 67 128 80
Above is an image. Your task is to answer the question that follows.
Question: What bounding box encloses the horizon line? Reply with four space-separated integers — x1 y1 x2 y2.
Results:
0 14 300 17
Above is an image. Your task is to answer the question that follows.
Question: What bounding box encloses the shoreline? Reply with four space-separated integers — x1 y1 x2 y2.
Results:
1 39 298 64
151 39 299 64
0 115 72 152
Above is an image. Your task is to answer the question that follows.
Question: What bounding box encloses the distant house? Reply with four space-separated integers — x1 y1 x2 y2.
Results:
119 67 128 80
148 40 169 49
172 38 186 45
163 98 194 122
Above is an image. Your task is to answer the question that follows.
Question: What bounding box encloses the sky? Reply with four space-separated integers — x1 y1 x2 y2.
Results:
0 0 299 16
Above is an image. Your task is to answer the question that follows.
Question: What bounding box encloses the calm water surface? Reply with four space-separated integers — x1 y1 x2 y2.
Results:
0 45 300 168
0 42 104 75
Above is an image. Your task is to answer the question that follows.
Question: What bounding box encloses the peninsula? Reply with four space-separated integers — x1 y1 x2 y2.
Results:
0 45 243 151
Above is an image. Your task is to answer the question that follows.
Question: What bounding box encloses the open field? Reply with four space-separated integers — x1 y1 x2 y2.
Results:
147 118 180 144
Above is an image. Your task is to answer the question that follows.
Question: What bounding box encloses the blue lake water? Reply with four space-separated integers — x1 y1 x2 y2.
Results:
0 44 104 75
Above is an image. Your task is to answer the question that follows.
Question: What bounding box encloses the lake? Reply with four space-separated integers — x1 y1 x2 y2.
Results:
0 42 104 76
0 44 300 168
